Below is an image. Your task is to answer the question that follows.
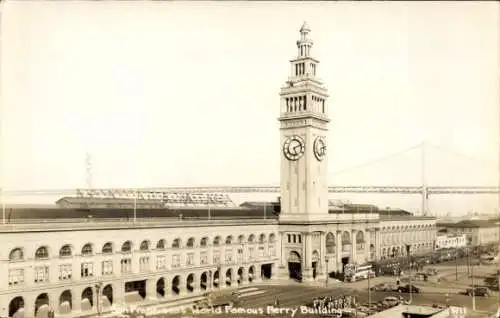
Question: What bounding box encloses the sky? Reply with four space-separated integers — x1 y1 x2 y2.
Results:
1 1 499 215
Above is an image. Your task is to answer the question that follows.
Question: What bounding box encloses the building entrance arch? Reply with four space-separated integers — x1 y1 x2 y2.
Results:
102 284 113 306
287 251 302 281
200 272 208 290
9 297 24 318
59 290 72 314
35 293 49 318
312 250 320 279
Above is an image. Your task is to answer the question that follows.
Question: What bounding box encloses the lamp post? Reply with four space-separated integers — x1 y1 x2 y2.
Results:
325 256 329 287
368 265 372 309
471 253 476 312
94 281 103 316
405 244 412 304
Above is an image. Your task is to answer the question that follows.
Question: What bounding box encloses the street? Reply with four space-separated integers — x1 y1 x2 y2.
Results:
122 262 500 318
136 281 498 318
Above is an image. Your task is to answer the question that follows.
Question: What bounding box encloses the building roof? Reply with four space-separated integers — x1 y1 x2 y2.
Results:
0 205 278 222
2 196 430 222
368 304 446 318
438 219 499 228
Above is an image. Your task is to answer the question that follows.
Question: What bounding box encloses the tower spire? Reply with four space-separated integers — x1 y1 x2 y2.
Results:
297 21 313 58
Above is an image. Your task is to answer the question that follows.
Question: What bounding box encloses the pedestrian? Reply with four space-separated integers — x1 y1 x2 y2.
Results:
274 297 280 307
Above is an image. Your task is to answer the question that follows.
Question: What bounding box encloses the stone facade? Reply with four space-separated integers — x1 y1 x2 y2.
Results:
1 217 436 318
435 233 467 250
1 220 279 318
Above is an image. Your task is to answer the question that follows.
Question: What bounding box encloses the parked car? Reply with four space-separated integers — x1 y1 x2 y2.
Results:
484 276 498 290
463 287 491 297
397 284 420 294
370 283 393 292
382 296 401 308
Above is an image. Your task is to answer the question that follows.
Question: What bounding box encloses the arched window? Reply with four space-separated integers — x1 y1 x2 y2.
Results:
237 235 245 244
102 242 113 254
156 239 166 250
213 236 221 246
186 237 195 248
325 232 335 254
59 245 72 257
259 234 266 243
172 238 181 249
140 240 149 251
9 248 24 261
35 246 49 259
81 243 93 256
356 231 365 250
225 236 233 245
200 237 208 248
248 234 255 243
341 232 351 245
121 241 132 253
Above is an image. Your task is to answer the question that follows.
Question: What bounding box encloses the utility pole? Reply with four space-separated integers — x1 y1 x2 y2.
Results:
406 244 412 303
367 270 371 308
421 141 428 217
471 260 476 311
325 257 329 287
467 248 470 277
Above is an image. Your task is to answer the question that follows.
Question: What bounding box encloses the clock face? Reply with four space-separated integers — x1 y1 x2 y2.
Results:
313 136 327 161
283 135 305 161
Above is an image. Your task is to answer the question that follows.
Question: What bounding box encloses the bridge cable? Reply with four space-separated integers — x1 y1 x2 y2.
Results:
329 143 422 176
426 142 496 167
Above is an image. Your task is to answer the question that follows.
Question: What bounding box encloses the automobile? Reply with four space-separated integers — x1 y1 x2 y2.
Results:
396 284 420 294
382 296 400 308
370 283 393 292
463 287 491 297
484 275 499 290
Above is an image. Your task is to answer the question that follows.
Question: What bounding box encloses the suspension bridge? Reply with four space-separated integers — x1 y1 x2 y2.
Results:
1 141 498 216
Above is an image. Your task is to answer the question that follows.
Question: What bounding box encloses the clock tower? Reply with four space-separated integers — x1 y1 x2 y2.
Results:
278 22 330 222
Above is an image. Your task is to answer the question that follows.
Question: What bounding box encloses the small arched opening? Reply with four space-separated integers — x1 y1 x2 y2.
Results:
102 284 113 307
156 278 165 297
225 269 232 287
172 276 181 296
237 267 244 285
248 266 255 283
213 270 220 288
200 272 208 290
81 287 93 311
186 274 195 293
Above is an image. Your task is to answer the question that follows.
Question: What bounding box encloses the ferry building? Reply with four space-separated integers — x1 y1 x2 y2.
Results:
1 23 436 318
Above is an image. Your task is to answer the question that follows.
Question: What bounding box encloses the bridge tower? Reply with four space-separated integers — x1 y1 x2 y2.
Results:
278 22 330 222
